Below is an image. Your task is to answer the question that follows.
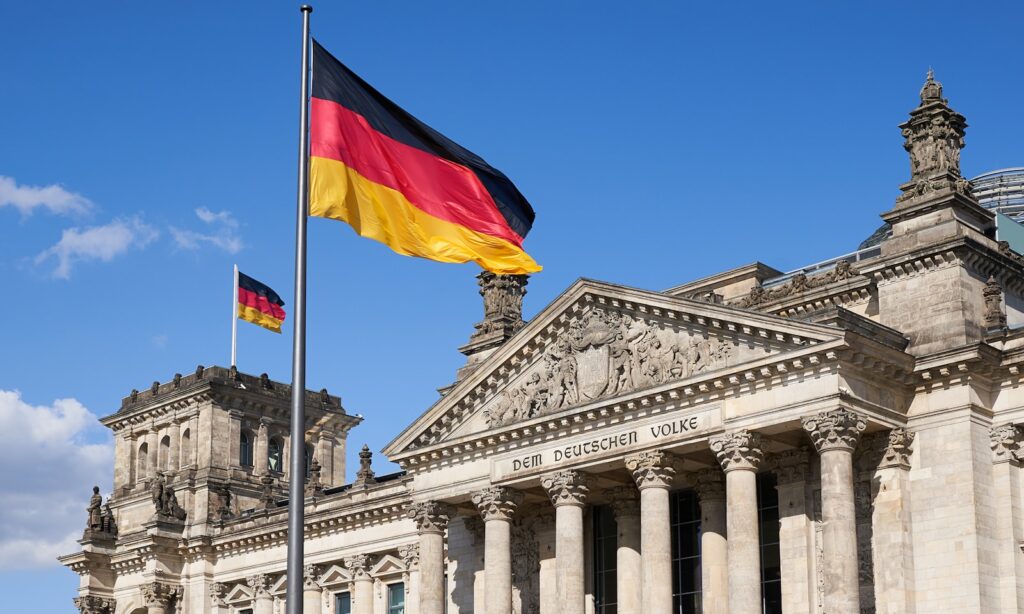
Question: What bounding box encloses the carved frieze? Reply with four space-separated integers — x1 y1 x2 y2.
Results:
735 260 860 309
802 409 867 453
472 486 524 521
406 501 456 534
540 470 591 507
709 430 763 472
485 308 734 427
625 450 676 489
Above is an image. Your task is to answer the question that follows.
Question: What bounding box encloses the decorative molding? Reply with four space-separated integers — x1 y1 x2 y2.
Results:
472 487 524 522
540 469 591 507
709 430 764 472
735 260 861 309
406 501 456 535
625 450 676 489
990 424 1023 464
802 409 868 453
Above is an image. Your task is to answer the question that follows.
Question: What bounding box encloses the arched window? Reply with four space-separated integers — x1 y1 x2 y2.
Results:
268 438 283 473
239 430 254 467
158 435 171 469
180 428 192 467
138 442 149 478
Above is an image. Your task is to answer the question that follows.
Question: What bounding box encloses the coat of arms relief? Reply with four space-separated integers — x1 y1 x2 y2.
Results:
484 307 741 427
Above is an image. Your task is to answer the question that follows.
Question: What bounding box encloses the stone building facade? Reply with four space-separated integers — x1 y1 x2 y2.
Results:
62 73 1024 614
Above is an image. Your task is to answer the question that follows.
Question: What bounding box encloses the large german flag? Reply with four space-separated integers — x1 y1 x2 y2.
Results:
309 40 541 275
238 272 286 333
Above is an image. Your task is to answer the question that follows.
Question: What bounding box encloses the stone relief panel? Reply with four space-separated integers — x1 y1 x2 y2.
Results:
484 307 744 427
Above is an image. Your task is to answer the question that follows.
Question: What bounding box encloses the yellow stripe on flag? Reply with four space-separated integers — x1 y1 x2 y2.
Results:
309 156 541 275
238 304 283 333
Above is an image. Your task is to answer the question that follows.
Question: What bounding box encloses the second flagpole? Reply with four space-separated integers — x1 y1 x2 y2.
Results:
286 5 313 614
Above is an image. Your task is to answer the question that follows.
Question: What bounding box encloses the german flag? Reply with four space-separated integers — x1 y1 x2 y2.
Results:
238 272 286 333
308 40 541 275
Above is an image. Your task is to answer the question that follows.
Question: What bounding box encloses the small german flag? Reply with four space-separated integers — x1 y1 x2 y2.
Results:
308 40 541 275
237 272 286 333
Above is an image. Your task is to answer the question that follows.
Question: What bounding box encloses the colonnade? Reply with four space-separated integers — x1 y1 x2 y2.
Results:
407 407 868 614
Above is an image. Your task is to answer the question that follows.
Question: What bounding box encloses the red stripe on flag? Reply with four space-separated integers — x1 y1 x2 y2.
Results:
238 287 287 321
310 97 525 248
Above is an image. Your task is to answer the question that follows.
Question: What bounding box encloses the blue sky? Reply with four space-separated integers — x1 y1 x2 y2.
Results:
2 1 1023 611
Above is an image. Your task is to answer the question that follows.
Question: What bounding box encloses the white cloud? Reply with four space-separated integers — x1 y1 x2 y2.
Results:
170 207 243 254
35 217 158 279
0 175 92 216
152 333 169 349
0 390 113 570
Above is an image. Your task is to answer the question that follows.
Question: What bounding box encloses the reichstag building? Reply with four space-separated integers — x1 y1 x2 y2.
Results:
62 73 1024 614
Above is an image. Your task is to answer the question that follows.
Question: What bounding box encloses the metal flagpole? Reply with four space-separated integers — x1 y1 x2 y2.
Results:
231 264 239 367
286 6 312 614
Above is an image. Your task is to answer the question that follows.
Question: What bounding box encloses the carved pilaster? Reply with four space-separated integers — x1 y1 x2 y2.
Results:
709 430 764 472
540 469 591 507
344 554 373 580
406 501 456 534
303 564 323 591
625 450 676 489
210 582 228 607
141 582 179 609
399 543 421 570
990 424 1023 464
879 427 915 470
606 486 640 519
692 468 726 502
774 448 810 485
984 276 1008 331
246 573 271 599
472 486 523 521
802 409 867 453
73 596 115 614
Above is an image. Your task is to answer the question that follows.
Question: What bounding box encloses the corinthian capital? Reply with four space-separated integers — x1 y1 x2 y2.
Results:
472 486 523 521
540 469 591 507
73 596 115 614
245 574 271 599
406 501 456 534
605 486 639 519
344 554 373 580
802 409 867 453
991 424 1023 464
625 450 676 489
210 583 228 607
880 427 915 469
141 582 178 608
709 430 763 472
692 468 726 502
303 564 323 591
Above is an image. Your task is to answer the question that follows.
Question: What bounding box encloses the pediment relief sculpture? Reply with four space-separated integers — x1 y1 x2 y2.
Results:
484 307 738 427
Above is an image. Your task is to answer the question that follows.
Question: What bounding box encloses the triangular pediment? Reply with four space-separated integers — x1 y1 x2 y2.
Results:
370 554 406 576
270 574 288 596
224 584 254 604
384 279 844 457
319 564 352 588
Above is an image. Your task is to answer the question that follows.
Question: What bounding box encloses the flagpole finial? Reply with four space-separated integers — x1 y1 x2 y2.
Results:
301 4 312 12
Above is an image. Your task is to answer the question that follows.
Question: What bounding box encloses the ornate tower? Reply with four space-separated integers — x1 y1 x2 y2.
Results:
454 272 529 382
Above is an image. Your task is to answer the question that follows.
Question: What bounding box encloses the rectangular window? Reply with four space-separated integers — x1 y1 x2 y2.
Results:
592 505 618 613
757 472 782 614
388 582 405 614
239 610 253 614
335 592 351 614
671 489 702 614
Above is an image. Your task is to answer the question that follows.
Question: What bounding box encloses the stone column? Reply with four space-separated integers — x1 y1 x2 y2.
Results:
210 582 228 614
472 487 523 614
303 564 324 614
345 555 375 614
400 543 422 614
693 468 728 614
868 428 916 614
541 470 590 614
803 409 867 614
408 501 456 614
146 429 159 480
167 419 180 473
774 448 812 614
141 582 177 614
606 486 641 614
710 429 764 614
246 574 273 614
188 413 200 468
73 596 115 614
625 451 675 614
991 424 1024 613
